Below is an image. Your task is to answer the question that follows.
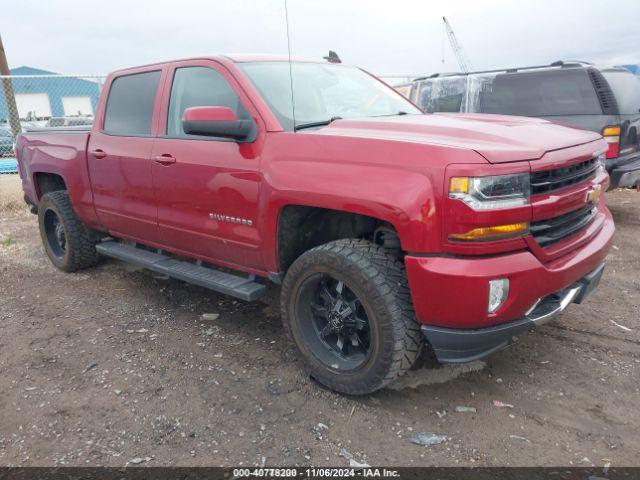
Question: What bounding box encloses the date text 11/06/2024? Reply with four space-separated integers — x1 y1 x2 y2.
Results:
233 467 401 477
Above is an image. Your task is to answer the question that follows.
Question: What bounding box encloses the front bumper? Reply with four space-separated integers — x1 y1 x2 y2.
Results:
405 206 614 363
420 263 605 363
608 153 640 189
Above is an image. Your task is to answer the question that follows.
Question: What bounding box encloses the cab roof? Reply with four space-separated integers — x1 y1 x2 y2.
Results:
112 54 331 75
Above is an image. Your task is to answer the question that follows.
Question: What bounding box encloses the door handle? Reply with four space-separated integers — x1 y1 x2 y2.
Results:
92 149 107 159
154 154 176 165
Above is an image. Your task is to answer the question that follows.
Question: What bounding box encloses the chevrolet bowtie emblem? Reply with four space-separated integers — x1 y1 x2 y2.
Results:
586 184 602 205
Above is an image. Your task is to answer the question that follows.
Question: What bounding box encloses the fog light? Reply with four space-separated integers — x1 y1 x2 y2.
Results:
488 278 509 313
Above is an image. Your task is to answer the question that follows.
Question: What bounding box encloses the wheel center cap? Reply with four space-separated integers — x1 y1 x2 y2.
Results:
328 311 342 330
55 223 65 244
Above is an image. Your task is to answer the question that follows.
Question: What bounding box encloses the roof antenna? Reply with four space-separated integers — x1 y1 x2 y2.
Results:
284 0 296 130
323 51 341 64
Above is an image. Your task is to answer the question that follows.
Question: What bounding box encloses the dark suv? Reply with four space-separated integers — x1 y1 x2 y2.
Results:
399 62 640 189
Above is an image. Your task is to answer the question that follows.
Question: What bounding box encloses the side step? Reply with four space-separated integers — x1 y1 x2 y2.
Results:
96 241 266 301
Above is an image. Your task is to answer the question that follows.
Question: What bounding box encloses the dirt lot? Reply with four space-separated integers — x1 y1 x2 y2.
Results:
0 174 638 468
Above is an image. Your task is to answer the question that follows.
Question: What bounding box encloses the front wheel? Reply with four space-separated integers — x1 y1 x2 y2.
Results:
281 239 422 395
38 191 100 272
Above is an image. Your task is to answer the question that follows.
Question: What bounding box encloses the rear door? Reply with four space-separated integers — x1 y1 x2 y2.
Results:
150 60 265 270
88 69 164 242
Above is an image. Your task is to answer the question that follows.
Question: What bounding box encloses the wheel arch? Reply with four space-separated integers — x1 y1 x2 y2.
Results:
33 171 67 200
275 204 402 272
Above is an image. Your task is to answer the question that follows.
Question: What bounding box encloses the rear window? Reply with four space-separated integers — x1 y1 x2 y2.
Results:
601 70 640 115
103 71 161 135
479 69 602 116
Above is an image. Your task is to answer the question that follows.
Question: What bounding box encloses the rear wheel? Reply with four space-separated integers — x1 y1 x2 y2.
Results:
281 239 422 395
38 191 100 272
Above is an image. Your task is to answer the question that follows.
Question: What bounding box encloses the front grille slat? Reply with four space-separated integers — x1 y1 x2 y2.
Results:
529 156 601 247
531 157 599 195
531 205 597 247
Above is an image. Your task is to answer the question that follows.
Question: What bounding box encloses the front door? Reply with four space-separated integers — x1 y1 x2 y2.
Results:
88 70 163 242
150 62 264 270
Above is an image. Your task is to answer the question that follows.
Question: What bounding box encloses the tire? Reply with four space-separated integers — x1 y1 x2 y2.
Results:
38 190 100 272
281 239 422 395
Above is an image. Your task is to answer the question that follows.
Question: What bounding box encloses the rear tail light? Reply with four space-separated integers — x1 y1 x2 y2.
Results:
602 125 620 159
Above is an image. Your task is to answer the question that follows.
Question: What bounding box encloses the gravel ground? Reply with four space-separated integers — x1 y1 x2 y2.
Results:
0 175 638 468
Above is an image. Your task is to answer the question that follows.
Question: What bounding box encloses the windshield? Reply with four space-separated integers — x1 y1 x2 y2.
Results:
240 62 421 130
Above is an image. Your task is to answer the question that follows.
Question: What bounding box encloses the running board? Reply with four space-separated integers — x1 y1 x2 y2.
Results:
96 241 266 301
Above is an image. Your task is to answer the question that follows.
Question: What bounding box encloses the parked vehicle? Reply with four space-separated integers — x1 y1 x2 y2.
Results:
0 126 14 157
399 62 640 189
16 56 613 394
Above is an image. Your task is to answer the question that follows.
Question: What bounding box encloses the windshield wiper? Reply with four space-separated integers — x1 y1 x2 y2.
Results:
294 116 342 131
373 111 412 118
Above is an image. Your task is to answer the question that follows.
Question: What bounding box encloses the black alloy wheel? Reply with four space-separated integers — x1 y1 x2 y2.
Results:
298 273 372 371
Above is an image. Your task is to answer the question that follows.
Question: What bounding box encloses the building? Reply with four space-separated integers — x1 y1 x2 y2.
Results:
619 64 639 75
0 66 102 122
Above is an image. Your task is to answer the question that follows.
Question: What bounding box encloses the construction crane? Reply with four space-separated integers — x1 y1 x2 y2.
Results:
442 16 473 73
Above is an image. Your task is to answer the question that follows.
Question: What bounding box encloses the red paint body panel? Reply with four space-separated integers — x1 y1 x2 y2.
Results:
406 206 613 328
87 132 158 241
183 106 237 122
325 113 602 163
16 131 100 229
15 56 614 332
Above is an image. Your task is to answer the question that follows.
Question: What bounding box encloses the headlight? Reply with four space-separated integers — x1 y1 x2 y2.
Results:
449 173 530 210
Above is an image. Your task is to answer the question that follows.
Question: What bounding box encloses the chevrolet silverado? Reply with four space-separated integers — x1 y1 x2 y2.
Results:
16 55 614 394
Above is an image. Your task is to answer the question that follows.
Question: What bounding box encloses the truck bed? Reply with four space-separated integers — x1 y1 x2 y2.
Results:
16 128 99 228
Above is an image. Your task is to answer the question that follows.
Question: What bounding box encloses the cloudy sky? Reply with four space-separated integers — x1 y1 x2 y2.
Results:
1 0 638 77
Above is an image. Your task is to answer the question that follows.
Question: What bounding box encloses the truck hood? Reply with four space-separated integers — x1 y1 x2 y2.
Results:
313 113 602 163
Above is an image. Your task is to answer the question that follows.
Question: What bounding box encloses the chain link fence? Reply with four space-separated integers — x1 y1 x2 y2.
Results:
0 74 106 170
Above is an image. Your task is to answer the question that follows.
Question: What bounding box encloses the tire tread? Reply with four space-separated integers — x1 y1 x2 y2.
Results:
39 190 100 272
281 238 423 394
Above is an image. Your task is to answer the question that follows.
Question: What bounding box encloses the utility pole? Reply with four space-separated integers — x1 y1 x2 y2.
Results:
0 34 21 138
442 16 473 73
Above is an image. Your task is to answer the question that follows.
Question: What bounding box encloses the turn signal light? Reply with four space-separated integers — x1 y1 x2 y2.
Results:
449 176 469 194
449 222 529 242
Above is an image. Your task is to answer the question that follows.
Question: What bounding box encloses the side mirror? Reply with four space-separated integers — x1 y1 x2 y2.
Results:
182 106 255 141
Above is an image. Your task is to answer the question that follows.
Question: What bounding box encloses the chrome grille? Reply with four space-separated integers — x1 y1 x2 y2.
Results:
530 158 599 195
530 204 597 247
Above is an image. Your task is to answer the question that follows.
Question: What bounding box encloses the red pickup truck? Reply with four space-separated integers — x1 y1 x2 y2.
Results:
16 55 614 394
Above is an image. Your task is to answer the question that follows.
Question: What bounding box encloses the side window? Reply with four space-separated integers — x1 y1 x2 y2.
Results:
103 71 161 135
167 66 250 138
416 78 466 113
602 71 640 115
